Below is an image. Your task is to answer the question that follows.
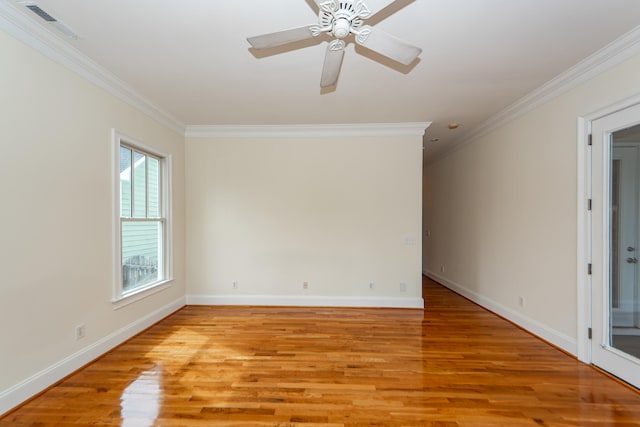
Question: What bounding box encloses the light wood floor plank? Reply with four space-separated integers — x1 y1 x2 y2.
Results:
2 277 640 426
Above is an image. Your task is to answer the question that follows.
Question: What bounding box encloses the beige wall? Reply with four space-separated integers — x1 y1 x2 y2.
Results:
424 53 640 353
185 135 424 307
0 30 185 407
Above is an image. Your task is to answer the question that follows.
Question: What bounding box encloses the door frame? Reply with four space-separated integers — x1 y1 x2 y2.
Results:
577 92 640 364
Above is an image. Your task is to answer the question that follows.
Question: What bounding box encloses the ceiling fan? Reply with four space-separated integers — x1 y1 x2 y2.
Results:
247 0 422 88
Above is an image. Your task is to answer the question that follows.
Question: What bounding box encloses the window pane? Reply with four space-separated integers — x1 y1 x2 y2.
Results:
610 126 640 360
133 152 147 218
121 221 162 291
119 147 132 218
148 157 160 218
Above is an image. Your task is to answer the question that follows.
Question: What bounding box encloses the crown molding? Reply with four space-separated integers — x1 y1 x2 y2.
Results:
431 24 640 164
185 122 431 139
0 1 185 135
0 2 428 141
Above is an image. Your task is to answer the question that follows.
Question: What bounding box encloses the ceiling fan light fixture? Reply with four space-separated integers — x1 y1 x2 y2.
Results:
332 18 351 39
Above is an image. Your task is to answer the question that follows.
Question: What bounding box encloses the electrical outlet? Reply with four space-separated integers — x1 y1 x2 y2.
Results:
404 236 417 245
232 281 238 289
369 282 375 290
518 296 526 307
440 265 445 273
399 282 407 292
303 282 309 289
75 324 85 340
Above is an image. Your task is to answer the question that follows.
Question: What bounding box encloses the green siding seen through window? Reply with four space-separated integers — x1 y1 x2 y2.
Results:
133 151 146 218
119 146 132 217
121 221 161 291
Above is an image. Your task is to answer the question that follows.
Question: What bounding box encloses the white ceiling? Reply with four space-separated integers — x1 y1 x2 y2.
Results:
6 0 640 159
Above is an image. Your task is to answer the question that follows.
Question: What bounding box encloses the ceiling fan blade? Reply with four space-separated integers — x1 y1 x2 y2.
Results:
354 25 421 65
366 0 416 25
320 40 345 88
365 0 397 14
247 25 318 49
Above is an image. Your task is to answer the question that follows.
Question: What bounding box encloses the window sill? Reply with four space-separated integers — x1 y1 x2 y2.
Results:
112 279 173 310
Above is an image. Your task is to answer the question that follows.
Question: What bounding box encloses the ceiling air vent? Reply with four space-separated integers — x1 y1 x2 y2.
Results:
21 2 78 39
25 4 56 22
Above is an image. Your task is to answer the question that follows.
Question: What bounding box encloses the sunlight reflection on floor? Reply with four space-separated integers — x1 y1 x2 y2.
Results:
121 367 162 427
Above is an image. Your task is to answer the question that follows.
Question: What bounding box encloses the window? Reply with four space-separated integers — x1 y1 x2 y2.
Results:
113 131 172 305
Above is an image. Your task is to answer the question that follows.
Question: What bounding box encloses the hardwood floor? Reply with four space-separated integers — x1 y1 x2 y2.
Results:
2 277 640 426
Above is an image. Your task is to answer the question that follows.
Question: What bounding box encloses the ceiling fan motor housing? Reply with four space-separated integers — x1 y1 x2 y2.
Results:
319 1 366 40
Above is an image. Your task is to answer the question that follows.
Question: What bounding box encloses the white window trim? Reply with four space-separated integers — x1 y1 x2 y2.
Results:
111 129 173 309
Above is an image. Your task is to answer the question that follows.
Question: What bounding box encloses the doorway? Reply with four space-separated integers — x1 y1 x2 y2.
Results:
590 104 640 388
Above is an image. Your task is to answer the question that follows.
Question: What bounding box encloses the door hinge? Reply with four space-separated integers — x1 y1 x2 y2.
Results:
587 199 592 211
588 327 592 339
588 263 592 275
588 133 592 146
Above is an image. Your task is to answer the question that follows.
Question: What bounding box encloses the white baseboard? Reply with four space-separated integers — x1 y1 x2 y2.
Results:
0 297 186 416
187 294 424 309
424 271 577 355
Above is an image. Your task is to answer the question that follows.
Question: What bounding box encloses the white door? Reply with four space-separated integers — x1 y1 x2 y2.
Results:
591 104 640 388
